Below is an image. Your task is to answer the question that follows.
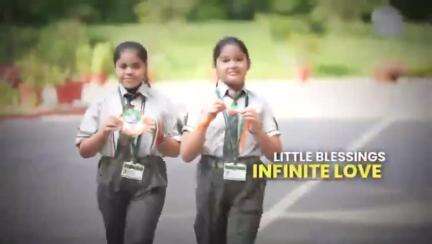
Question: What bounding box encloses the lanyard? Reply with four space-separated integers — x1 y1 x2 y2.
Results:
215 88 249 161
116 87 146 160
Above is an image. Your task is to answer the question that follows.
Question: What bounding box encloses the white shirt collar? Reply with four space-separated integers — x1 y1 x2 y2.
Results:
118 82 150 98
216 81 246 99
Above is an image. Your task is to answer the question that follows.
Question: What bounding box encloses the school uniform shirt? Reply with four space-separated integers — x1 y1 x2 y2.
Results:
183 81 281 158
76 83 181 157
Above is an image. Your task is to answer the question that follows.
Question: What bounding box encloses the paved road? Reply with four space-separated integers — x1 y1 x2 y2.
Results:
0 116 431 244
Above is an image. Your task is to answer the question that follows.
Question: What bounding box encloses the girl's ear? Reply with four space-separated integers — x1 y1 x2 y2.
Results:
143 62 151 86
145 75 151 87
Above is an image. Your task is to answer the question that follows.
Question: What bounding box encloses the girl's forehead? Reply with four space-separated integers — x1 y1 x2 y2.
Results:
219 44 246 56
117 50 144 62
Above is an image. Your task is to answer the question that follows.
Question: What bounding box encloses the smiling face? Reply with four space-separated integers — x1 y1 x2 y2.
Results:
215 44 250 91
115 49 147 89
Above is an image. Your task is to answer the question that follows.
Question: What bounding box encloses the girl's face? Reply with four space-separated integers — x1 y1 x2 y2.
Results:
215 44 250 90
115 49 147 89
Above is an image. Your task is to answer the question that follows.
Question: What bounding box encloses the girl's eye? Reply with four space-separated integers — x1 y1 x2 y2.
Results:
131 63 141 69
119 64 128 69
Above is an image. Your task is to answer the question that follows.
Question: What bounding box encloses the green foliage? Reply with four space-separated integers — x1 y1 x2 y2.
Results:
407 65 432 77
91 42 113 75
0 82 19 107
391 0 432 21
66 4 101 23
5 13 432 84
99 0 140 23
16 20 94 87
226 0 255 20
18 52 68 88
2 0 431 25
267 15 324 40
269 15 308 40
312 0 387 22
135 0 196 22
270 0 316 15
75 43 93 75
187 1 227 21
0 0 141 24
188 0 256 21
0 26 39 63
87 19 432 79
315 64 355 76
36 20 89 74
18 53 45 87
44 66 69 86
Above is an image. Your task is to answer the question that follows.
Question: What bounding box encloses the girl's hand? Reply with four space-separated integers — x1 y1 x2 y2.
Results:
201 99 226 123
120 115 156 137
155 120 165 145
239 107 262 134
101 116 123 135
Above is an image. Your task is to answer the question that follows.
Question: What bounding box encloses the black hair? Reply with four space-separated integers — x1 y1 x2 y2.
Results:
113 41 148 64
212 36 250 67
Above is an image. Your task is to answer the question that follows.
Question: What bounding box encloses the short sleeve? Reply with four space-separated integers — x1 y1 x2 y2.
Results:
75 100 101 146
162 111 183 142
261 101 281 137
182 89 216 134
182 108 202 133
161 98 183 142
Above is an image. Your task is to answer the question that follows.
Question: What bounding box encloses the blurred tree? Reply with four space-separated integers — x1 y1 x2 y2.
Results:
3 0 430 25
135 0 196 22
188 0 257 20
226 0 255 19
0 0 141 24
67 3 101 23
390 0 432 21
269 0 316 15
0 0 69 24
312 0 387 22
187 0 227 21
0 27 39 64
97 0 140 22
254 0 272 13
36 20 89 74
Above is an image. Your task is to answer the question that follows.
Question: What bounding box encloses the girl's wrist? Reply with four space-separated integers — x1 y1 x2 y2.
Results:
156 132 165 145
198 116 212 130
99 129 111 138
251 128 265 138
248 122 263 135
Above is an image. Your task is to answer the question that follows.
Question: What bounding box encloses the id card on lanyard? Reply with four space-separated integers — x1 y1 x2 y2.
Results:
223 162 247 181
121 161 145 181
117 87 148 181
215 87 249 181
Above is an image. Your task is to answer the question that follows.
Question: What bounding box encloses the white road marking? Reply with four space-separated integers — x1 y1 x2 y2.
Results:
259 117 396 231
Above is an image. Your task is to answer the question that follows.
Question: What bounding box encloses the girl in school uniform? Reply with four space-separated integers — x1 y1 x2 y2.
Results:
76 41 181 244
181 36 283 244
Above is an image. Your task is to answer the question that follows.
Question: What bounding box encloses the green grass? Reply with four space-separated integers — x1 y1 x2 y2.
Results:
87 20 432 79
87 21 293 80
5 19 432 80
